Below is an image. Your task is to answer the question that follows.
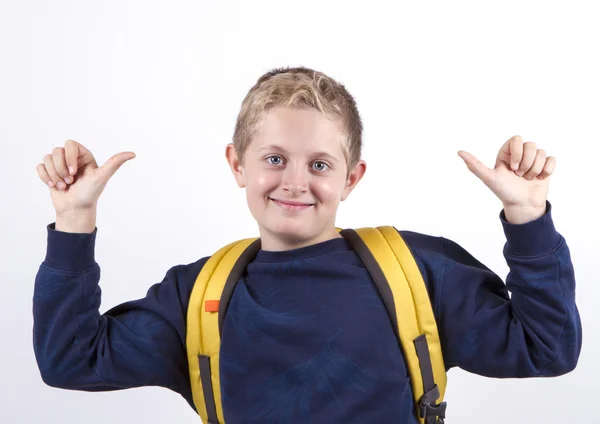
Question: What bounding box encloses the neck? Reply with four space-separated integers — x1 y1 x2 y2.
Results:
258 226 342 252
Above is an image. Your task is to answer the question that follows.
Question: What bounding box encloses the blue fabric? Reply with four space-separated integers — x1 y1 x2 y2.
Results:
33 200 582 423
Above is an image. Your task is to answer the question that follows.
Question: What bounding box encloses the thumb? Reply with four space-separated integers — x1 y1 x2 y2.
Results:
457 150 494 185
96 151 136 183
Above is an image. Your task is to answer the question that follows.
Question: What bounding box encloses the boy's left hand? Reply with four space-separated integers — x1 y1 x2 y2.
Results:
457 135 556 224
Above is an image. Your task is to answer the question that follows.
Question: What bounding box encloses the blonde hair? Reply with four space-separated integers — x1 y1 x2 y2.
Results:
232 66 363 169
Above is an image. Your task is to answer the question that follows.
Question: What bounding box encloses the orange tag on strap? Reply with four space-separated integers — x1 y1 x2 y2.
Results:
205 300 220 312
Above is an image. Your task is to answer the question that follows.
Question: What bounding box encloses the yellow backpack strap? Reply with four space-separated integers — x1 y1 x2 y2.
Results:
186 237 260 424
340 226 447 424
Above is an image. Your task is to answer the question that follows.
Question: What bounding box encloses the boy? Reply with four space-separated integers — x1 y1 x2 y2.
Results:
33 66 582 423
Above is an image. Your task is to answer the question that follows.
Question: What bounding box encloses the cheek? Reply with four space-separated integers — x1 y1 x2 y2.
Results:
247 171 279 198
313 179 344 203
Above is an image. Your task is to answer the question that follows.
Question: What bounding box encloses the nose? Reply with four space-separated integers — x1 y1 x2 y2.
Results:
282 163 309 196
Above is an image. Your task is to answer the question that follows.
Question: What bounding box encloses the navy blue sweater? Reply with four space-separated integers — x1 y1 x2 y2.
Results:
33 201 582 423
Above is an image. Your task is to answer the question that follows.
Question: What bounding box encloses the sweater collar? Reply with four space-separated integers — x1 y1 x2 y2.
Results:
254 237 351 263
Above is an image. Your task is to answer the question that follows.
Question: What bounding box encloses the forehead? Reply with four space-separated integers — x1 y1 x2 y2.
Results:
250 106 346 157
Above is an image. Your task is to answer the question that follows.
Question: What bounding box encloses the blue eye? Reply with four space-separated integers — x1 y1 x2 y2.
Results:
267 156 284 166
312 161 329 171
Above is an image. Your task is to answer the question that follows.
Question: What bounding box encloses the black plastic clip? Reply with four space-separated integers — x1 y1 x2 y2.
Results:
418 384 447 422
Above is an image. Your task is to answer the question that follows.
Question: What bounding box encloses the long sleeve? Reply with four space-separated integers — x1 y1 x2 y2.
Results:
32 223 206 409
434 200 582 377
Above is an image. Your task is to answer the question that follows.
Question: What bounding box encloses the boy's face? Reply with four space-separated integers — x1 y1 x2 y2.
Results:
226 106 366 251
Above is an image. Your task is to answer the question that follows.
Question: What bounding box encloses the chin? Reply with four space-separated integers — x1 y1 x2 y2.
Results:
265 219 314 239
268 220 309 236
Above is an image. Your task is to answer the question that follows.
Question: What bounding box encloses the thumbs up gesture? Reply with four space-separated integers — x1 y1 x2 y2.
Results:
457 135 556 224
36 140 136 230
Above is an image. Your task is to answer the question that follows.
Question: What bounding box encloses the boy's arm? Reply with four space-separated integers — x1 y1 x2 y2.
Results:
33 223 206 409
434 200 582 377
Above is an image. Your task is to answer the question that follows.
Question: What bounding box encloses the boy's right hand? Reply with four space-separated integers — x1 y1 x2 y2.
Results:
36 140 136 232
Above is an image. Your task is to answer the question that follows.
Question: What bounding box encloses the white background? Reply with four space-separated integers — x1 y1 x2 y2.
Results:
1 0 598 423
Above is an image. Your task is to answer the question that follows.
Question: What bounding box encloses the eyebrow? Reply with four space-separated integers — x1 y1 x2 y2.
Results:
258 144 340 163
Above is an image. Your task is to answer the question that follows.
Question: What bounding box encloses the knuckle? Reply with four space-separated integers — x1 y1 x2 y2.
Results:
52 146 64 155
64 140 75 155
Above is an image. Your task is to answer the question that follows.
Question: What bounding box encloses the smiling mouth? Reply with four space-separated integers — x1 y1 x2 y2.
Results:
269 198 315 209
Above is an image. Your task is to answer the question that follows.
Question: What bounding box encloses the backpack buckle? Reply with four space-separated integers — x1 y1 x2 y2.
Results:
419 402 447 423
418 384 447 422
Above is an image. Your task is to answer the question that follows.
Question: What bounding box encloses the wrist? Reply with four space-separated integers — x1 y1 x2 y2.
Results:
55 208 97 233
502 203 547 225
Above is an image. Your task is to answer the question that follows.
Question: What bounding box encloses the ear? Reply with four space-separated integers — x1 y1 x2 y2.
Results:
341 159 367 201
225 143 246 188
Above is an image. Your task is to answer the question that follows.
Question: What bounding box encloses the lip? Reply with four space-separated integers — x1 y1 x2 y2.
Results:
269 198 315 210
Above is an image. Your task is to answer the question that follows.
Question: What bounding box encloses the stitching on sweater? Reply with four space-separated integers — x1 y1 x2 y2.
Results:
536 245 569 375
